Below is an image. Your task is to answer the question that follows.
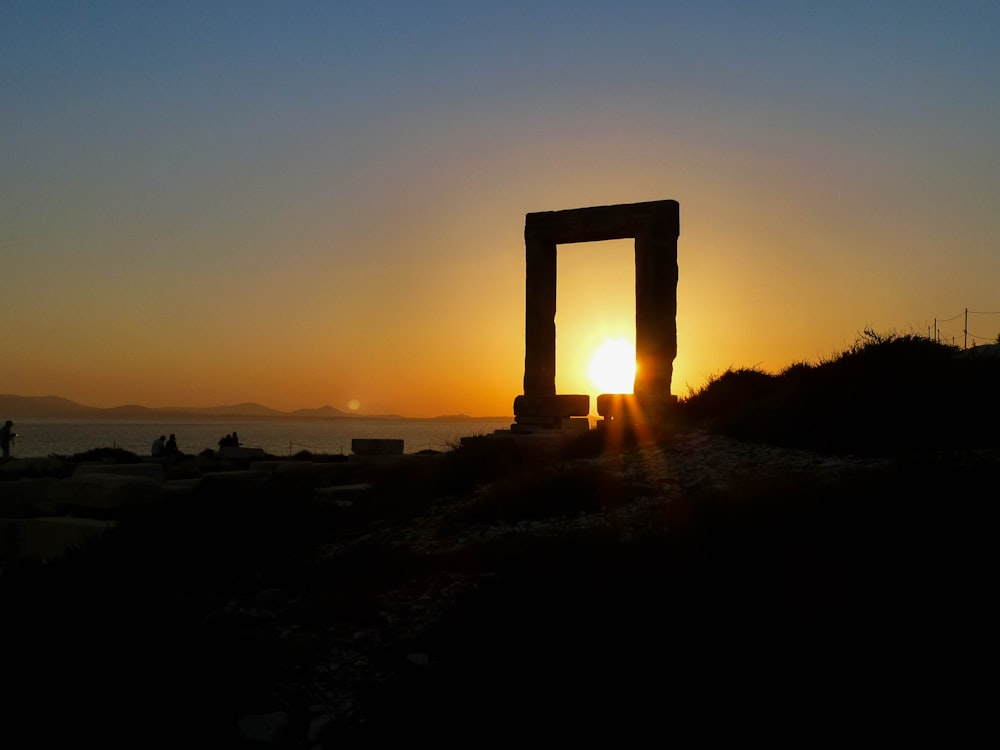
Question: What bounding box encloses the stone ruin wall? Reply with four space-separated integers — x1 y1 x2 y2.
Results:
514 199 679 429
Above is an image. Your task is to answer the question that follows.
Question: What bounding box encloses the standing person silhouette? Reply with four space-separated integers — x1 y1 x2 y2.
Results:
0 420 15 460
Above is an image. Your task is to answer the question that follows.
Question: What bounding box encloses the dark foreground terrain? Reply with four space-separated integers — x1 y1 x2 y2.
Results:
1 334 997 745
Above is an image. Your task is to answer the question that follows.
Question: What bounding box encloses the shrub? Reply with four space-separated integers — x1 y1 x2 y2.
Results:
680 329 1000 454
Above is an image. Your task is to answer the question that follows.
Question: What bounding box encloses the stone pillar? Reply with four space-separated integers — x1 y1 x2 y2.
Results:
523 235 557 397
634 225 678 404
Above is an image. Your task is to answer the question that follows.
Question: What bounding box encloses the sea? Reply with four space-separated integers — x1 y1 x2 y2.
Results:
6 418 514 459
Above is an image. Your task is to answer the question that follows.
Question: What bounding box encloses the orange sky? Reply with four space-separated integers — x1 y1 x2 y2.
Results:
3 4 999 416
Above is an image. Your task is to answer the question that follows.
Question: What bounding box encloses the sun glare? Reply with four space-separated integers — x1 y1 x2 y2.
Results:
588 338 636 393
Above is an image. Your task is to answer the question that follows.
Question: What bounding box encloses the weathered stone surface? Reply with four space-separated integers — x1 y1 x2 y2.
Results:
597 393 636 417
0 478 60 518
272 461 350 478
73 462 165 480
161 478 202 496
634 227 678 401
40 474 164 515
524 237 558 396
597 393 678 424
509 415 561 426
517 199 679 419
0 516 114 562
524 200 679 245
508 417 590 437
514 394 590 418
198 470 271 486
314 483 371 505
351 438 404 456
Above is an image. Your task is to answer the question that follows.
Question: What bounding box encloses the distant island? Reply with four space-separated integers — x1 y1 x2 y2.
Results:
0 394 508 422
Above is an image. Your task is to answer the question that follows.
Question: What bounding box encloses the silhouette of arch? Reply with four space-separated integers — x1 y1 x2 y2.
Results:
514 200 679 427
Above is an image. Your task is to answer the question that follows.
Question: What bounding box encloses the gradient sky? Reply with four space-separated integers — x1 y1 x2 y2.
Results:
3 2 999 416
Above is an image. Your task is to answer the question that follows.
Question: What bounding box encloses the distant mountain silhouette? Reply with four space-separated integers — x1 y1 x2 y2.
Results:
0 394 506 421
164 402 289 418
288 405 351 418
100 404 166 419
0 395 347 420
0 395 101 419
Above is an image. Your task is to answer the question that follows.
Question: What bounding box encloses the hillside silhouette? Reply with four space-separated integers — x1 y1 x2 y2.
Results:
679 329 1000 454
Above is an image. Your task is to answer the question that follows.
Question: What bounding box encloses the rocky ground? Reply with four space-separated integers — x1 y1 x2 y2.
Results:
0 429 994 746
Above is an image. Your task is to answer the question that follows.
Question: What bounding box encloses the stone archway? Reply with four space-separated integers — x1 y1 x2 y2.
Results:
513 200 679 429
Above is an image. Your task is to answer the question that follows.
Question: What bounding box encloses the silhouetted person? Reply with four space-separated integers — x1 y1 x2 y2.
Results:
164 433 179 456
1 420 15 460
152 435 166 457
218 432 241 450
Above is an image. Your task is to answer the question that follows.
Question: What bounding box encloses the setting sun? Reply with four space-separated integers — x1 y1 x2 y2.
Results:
587 338 637 394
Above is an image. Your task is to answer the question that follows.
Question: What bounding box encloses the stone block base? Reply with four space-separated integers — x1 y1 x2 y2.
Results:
597 393 678 423
596 393 642 423
511 416 590 433
513 394 590 427
514 394 590 417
